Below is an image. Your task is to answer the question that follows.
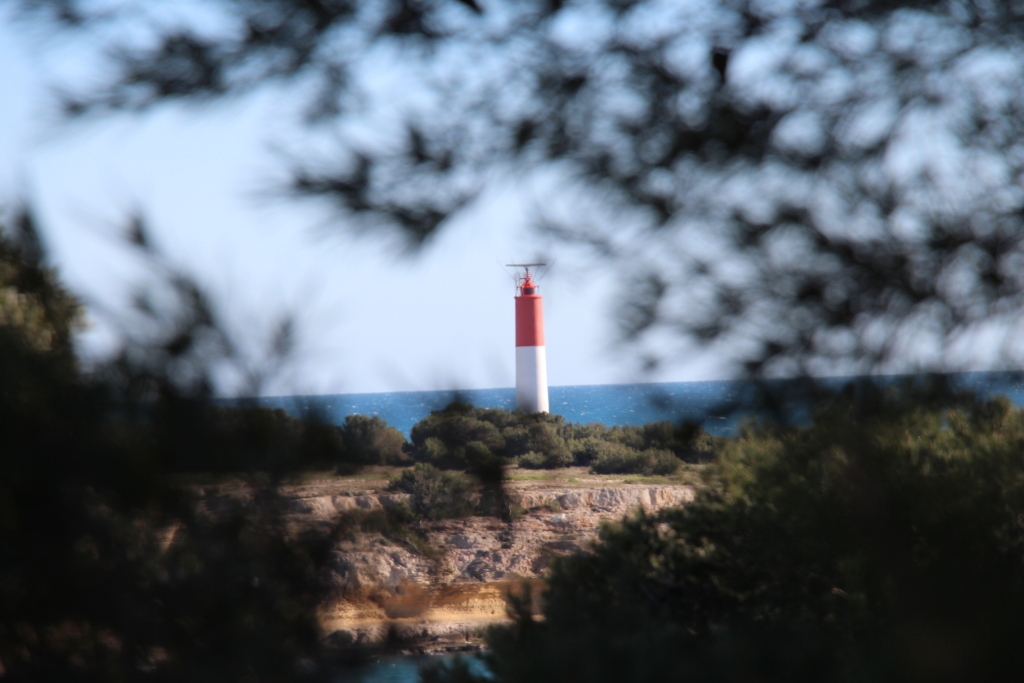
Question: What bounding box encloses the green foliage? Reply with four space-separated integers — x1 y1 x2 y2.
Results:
409 402 506 470
523 423 571 464
599 421 714 462
473 406 523 431
589 446 680 476
560 421 610 441
457 389 1024 683
408 402 715 473
501 426 531 457
339 413 407 466
566 436 606 466
386 463 476 520
0 209 82 356
519 448 573 470
205 405 348 475
516 451 546 470
334 506 438 559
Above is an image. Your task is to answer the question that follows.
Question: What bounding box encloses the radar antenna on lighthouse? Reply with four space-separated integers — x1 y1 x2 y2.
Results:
506 263 549 413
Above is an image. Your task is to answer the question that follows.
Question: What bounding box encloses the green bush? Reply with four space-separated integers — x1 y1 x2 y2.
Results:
386 463 476 519
407 403 716 473
413 438 459 470
605 424 646 450
463 440 496 468
439 415 504 452
561 421 610 441
567 436 612 466
409 402 507 469
647 449 682 475
589 445 680 475
518 447 573 470
524 422 571 463
340 413 407 466
501 426 531 458
543 447 575 469
587 442 641 473
517 451 547 469
475 406 522 431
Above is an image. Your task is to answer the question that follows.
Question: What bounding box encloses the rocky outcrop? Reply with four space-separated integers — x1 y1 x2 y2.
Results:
312 485 694 593
510 485 694 513
201 480 696 650
319 580 545 651
286 493 412 520
285 485 692 526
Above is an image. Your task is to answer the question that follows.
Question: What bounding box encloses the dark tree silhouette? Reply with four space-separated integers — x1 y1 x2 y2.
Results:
457 386 1024 683
0 208 354 682
14 0 1024 378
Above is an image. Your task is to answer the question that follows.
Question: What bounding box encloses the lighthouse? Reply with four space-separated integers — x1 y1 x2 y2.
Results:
508 264 549 413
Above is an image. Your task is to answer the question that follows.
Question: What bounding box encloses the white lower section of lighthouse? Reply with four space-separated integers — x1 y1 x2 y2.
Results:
515 345 549 413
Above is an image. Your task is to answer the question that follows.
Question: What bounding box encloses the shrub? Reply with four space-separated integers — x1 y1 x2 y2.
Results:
606 424 646 450
409 402 506 468
542 447 575 469
641 420 676 448
647 449 682 475
463 440 497 468
561 421 609 441
568 437 612 466
501 426 531 458
525 423 571 462
386 463 476 519
672 424 718 463
517 451 546 469
589 446 680 475
340 413 408 466
438 415 504 453
475 407 522 430
517 447 573 470
417 436 450 467
406 403 702 473
587 442 642 473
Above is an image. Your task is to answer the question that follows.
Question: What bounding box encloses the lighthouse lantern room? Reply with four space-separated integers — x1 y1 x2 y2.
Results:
507 263 550 413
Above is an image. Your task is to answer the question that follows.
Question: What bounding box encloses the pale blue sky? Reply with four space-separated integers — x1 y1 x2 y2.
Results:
6 3 1018 392
0 6 711 396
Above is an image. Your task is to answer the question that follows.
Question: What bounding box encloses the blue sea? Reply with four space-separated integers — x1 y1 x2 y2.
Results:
243 372 1024 437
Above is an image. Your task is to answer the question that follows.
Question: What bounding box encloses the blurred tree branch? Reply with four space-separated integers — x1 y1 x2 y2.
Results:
15 0 1024 380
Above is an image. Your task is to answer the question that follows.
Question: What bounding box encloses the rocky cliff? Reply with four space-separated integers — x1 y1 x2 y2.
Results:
197 475 697 652
294 485 695 588
287 481 695 650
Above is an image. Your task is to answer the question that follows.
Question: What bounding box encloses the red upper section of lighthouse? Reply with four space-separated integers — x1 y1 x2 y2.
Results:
515 274 544 347
519 273 537 295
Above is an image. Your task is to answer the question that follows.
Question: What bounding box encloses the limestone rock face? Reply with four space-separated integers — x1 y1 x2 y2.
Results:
327 546 431 589
200 479 696 647
285 485 695 588
511 486 694 513
286 493 413 520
